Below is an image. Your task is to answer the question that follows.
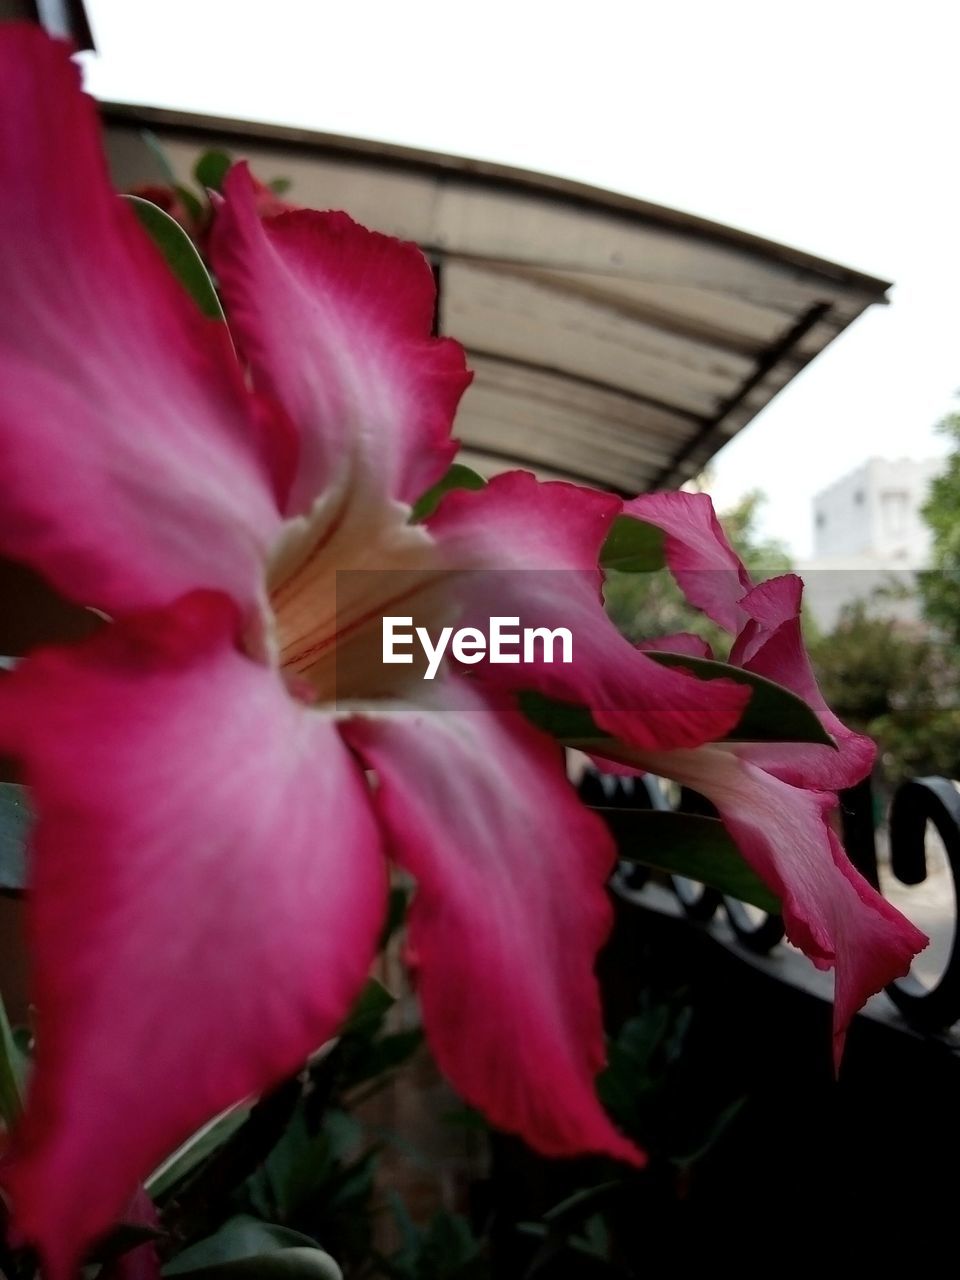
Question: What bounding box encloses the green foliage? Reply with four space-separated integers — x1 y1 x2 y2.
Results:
603 488 792 655
228 966 424 1272
193 150 234 194
162 1215 342 1278
377 1198 488 1280
410 465 485 522
130 935 423 1277
599 517 665 573
147 1104 254 1200
520 997 743 1276
241 1106 379 1261
811 408 960 782
811 599 960 783
519 650 833 747
126 195 225 320
598 808 780 912
920 406 960 646
647 651 831 744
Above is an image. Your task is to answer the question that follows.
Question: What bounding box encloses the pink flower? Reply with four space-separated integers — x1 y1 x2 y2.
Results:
0 28 758 1273
597 491 928 1066
0 27 926 1275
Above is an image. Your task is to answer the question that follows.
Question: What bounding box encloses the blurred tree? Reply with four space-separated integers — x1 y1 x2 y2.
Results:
919 405 960 645
810 600 960 784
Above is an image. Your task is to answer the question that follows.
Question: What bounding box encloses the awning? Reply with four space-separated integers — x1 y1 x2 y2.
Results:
102 103 891 495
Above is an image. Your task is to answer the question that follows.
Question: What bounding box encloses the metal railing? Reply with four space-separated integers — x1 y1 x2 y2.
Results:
581 767 960 1037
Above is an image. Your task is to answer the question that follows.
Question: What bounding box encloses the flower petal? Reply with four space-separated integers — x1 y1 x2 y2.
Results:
0 28 283 615
428 472 749 750
637 632 714 659
623 491 752 633
729 575 876 789
341 682 642 1165
211 166 472 514
621 496 873 787
0 592 385 1276
621 744 926 1063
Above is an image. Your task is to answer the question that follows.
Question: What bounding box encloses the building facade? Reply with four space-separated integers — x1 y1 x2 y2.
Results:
800 457 943 631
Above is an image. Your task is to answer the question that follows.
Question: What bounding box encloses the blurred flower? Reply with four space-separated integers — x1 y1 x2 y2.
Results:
593 491 927 1066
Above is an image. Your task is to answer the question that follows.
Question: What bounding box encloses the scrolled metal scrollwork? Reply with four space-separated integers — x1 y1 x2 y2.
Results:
578 768 666 891
583 760 960 1035
669 786 723 924
881 776 960 1033
722 895 785 954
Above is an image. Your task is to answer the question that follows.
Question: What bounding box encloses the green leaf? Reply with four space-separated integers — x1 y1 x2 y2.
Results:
600 515 666 572
269 177 293 195
87 1220 165 1266
175 183 206 222
163 1215 341 1279
0 781 30 895
597 807 780 912
646 651 835 746
381 1207 486 1280
541 1181 621 1227
670 1095 746 1170
193 149 233 193
518 692 601 740
410 464 486 522
146 1101 252 1198
342 977 395 1036
126 195 225 321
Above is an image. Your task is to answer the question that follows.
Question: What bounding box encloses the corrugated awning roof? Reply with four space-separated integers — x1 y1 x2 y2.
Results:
102 103 891 495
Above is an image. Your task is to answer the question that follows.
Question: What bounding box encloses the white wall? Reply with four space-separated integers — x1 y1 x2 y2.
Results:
812 457 942 566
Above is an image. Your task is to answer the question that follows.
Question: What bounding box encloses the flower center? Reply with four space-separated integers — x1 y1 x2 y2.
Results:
257 478 455 707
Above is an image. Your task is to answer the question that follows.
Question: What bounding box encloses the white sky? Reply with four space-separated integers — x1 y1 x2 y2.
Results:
79 0 959 556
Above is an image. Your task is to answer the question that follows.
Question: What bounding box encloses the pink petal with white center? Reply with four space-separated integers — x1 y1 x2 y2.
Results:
623 491 752 633
0 592 385 1277
617 744 925 1064
211 166 472 514
428 472 749 750
0 29 284 616
341 682 642 1166
729 575 876 789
